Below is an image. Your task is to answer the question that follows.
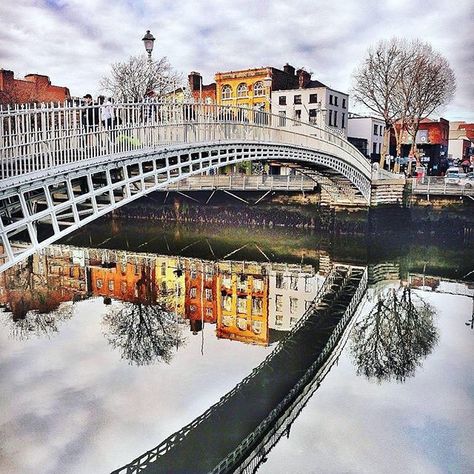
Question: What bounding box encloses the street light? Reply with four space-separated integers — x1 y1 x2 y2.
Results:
142 30 156 61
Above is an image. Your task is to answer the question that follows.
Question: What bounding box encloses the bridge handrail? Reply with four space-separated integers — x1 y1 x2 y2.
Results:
0 101 372 182
111 265 352 473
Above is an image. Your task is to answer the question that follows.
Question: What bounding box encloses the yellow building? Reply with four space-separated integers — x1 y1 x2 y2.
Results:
214 64 300 113
155 255 185 317
216 261 269 346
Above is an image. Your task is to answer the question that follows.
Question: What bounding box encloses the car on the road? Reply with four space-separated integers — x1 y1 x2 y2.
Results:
459 175 474 188
444 167 462 184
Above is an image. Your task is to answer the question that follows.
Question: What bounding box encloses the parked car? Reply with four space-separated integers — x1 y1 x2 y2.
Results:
459 175 474 188
444 167 462 184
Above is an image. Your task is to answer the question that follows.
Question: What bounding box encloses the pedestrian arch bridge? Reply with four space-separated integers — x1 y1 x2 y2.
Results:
0 101 402 272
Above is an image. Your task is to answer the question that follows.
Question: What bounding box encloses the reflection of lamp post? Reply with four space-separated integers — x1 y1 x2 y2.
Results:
142 30 155 63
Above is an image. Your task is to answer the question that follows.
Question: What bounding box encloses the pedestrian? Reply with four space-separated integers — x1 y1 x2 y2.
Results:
98 95 114 129
81 94 100 152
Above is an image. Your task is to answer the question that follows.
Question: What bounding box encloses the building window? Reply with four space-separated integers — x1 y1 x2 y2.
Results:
305 300 312 311
329 94 333 105
276 272 285 289
278 111 286 127
237 83 248 98
294 95 302 105
252 320 263 335
334 111 338 127
290 317 297 327
275 294 283 312
96 278 103 289
253 278 264 292
252 297 263 315
329 110 333 126
237 296 247 313
342 98 346 109
190 287 197 298
189 304 197 313
121 281 127 293
222 273 232 288
373 124 378 136
237 275 247 291
108 280 114 291
205 307 213 318
161 262 166 276
380 126 384 136
309 93 318 104
294 110 301 122
304 277 312 293
309 109 317 124
205 288 213 301
289 275 298 290
334 96 338 106
290 297 298 314
190 265 197 279
279 96 287 105
341 113 345 129
222 294 232 311
373 142 377 155
222 85 232 100
253 81 264 97
275 314 283 326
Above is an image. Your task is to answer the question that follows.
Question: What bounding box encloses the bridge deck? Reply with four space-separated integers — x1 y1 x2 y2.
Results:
113 266 365 474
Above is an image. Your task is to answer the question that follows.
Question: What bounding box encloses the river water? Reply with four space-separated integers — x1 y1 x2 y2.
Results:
0 214 472 473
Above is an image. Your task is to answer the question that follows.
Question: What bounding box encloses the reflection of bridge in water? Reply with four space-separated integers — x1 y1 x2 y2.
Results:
113 265 367 474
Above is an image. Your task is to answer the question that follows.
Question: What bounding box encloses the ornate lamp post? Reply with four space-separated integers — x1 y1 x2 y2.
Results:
142 30 156 62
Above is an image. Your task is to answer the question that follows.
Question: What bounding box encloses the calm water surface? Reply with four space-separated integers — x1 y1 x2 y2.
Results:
0 218 472 473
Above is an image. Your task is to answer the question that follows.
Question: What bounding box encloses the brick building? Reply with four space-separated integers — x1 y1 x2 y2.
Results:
395 117 450 175
188 72 216 104
0 69 70 105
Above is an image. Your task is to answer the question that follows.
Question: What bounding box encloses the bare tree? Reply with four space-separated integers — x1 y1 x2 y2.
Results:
100 54 184 102
350 287 438 383
403 41 456 172
352 38 406 166
353 38 455 171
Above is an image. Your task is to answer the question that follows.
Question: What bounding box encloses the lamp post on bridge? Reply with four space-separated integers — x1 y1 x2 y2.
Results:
142 30 156 63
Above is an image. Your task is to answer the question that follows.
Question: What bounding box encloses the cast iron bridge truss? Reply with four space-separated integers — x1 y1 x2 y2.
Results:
0 100 389 272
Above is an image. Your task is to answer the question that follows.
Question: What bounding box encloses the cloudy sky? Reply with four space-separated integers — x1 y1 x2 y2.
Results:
1 0 473 120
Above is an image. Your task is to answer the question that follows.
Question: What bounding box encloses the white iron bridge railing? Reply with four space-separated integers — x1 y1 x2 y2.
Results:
0 100 372 185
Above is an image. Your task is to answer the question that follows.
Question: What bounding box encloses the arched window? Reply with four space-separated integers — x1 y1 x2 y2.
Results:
237 83 248 98
253 81 264 97
222 85 232 100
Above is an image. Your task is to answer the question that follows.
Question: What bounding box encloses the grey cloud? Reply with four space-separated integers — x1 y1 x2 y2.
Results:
0 0 472 119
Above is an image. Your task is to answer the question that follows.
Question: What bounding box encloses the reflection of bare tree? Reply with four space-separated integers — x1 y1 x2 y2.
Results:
3 299 73 341
103 303 186 366
350 287 438 382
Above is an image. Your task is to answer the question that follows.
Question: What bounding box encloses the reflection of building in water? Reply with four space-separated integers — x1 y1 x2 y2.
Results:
0 247 88 318
184 259 218 333
268 263 323 331
216 261 269 346
155 256 185 316
89 253 157 303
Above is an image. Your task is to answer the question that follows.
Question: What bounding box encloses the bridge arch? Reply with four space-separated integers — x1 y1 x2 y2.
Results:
0 101 379 271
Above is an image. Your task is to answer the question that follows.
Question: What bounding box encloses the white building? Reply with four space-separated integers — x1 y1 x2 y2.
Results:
347 113 385 160
268 263 324 332
271 72 349 137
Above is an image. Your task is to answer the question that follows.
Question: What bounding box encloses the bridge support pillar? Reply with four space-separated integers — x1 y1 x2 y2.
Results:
370 178 406 207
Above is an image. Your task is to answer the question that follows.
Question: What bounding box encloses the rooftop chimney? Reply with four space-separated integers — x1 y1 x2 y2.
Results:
283 63 295 77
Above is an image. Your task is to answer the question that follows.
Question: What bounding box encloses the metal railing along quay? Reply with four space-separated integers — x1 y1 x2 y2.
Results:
411 176 474 197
